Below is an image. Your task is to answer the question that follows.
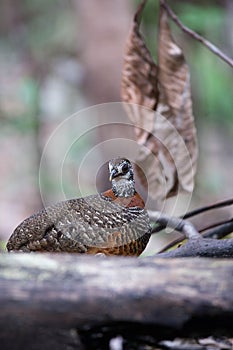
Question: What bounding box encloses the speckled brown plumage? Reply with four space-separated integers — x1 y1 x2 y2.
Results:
7 158 151 256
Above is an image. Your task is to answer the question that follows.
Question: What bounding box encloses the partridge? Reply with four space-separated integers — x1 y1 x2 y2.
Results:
7 158 151 256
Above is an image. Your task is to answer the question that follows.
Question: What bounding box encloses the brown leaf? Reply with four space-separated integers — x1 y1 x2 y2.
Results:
155 6 198 196
136 111 179 200
121 0 158 145
121 1 198 202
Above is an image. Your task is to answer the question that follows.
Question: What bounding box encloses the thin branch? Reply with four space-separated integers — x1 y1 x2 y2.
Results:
203 219 233 239
200 218 233 234
157 219 233 254
183 198 233 220
150 198 233 235
160 0 233 69
148 210 201 239
157 236 185 254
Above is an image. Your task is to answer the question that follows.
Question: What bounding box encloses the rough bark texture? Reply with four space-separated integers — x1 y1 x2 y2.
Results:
0 253 233 349
158 238 233 258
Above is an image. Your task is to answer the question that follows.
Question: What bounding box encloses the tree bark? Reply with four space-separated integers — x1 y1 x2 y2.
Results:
158 238 233 258
0 253 233 349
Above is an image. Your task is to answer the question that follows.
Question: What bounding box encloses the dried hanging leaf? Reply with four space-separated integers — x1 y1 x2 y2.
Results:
157 5 198 195
121 1 198 201
121 0 158 145
136 110 180 200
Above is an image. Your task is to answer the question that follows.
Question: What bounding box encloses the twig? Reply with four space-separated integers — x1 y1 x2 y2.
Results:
157 219 233 254
203 219 233 239
148 210 201 239
150 198 233 235
183 198 233 219
157 236 185 254
200 218 233 234
160 0 233 69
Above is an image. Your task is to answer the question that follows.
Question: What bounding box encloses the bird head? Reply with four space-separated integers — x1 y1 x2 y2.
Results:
108 158 135 197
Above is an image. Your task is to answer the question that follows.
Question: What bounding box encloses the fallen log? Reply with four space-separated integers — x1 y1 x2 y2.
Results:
0 253 233 349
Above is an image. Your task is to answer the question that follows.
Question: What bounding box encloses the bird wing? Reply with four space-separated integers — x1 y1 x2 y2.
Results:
7 194 151 252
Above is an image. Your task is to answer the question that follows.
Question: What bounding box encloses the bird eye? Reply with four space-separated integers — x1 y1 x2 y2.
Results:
121 163 129 173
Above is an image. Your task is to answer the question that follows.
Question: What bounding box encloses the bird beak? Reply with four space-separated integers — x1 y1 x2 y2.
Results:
109 168 118 181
